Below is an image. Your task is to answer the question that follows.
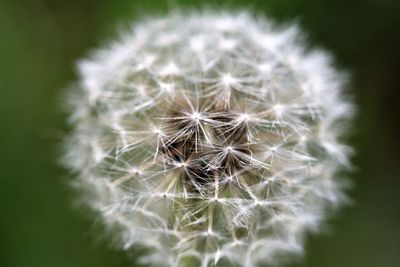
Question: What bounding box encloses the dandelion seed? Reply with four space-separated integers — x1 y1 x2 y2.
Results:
219 39 237 50
221 73 237 87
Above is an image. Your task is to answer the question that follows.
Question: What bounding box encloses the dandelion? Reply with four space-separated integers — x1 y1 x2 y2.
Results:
63 11 354 267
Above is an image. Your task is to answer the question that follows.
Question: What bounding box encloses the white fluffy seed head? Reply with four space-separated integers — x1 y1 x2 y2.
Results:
63 11 354 267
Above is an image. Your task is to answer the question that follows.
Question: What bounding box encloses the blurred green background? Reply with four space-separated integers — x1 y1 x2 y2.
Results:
1 0 400 267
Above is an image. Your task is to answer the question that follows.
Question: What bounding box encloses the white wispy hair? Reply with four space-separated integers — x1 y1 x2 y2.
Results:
63 10 354 267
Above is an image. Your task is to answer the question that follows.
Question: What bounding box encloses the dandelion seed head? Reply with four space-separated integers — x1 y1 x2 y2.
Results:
64 11 354 267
